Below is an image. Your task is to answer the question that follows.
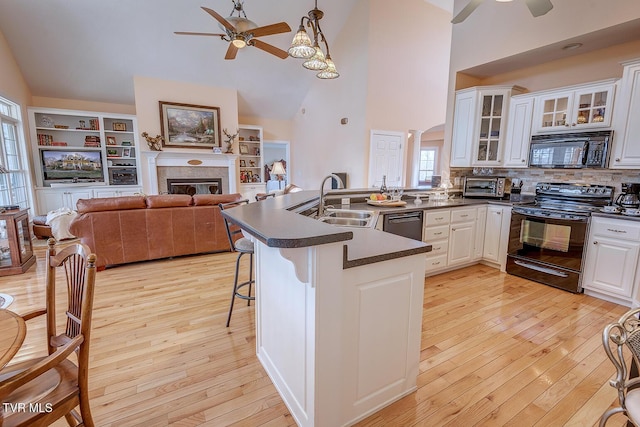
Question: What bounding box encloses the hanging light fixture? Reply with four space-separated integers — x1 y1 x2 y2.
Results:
288 0 339 79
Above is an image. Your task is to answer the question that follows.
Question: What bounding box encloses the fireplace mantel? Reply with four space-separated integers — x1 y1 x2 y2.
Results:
143 151 238 195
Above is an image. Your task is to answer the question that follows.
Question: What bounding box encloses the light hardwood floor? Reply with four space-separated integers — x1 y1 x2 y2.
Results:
0 242 632 426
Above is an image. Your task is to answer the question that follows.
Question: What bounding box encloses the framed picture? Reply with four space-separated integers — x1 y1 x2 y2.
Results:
239 160 246 167
239 144 249 154
112 122 127 131
159 101 221 149
122 148 131 158
106 136 117 145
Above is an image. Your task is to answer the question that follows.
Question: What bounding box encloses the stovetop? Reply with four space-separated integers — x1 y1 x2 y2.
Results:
512 182 614 219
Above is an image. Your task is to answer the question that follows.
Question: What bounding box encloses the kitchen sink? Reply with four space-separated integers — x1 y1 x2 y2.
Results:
317 209 377 228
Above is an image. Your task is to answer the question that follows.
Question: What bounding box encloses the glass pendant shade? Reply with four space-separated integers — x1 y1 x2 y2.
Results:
303 46 328 71
316 57 339 79
288 27 315 58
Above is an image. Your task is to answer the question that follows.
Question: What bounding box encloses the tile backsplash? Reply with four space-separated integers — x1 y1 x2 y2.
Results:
450 168 640 196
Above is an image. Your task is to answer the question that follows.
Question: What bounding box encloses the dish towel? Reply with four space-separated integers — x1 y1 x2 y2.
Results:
46 207 78 241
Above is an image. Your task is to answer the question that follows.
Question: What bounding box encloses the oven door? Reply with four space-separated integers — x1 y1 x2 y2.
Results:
506 210 588 292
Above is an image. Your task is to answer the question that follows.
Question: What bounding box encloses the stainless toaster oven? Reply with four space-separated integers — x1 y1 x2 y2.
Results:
463 176 507 198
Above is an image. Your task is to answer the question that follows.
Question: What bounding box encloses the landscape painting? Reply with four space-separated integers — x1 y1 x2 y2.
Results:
159 101 221 149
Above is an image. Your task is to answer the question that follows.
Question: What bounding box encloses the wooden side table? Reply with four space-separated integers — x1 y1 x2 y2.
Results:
0 208 36 276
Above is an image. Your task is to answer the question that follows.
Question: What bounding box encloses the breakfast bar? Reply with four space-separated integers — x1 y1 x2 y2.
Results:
222 192 430 427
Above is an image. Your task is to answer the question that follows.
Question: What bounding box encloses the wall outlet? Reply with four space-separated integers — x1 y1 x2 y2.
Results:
454 177 461 186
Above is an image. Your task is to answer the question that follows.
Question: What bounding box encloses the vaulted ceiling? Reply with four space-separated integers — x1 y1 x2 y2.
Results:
0 0 452 120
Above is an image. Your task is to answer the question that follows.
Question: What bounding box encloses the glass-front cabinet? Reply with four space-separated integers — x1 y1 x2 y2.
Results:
532 80 615 133
451 85 523 167
0 208 35 276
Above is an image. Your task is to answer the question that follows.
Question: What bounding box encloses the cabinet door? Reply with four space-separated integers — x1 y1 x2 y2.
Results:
473 91 506 165
36 191 67 215
583 235 640 298
448 221 475 266
483 206 503 262
240 183 266 203
450 90 476 167
474 207 487 260
611 61 640 169
67 189 92 210
572 84 614 129
503 96 534 168
533 91 573 133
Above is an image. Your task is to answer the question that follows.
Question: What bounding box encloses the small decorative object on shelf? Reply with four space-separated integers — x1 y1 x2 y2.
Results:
113 122 127 131
141 132 163 151
223 128 238 154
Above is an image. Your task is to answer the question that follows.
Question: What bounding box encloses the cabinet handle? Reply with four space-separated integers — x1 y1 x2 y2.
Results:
452 228 457 231
616 158 620 162
434 232 443 236
497 212 501 215
521 159 526 163
460 214 469 218
433 261 441 266
436 217 444 220
593 241 598 245
606 228 627 234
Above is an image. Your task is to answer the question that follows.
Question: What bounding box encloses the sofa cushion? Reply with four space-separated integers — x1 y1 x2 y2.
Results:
192 193 243 206
76 196 146 213
146 194 193 208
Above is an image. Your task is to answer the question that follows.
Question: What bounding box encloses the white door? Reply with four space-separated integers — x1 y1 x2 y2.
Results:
369 130 405 189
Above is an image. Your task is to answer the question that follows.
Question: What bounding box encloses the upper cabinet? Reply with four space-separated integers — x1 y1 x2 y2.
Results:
531 80 616 133
451 85 524 167
611 59 640 169
502 95 535 168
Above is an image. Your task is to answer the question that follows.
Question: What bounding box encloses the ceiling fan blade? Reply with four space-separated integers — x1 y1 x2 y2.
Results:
174 31 226 37
248 22 292 38
451 0 484 24
225 43 239 60
201 6 236 33
250 39 288 59
524 0 553 17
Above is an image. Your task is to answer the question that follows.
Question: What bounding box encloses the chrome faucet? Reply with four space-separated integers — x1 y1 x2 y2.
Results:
318 174 345 217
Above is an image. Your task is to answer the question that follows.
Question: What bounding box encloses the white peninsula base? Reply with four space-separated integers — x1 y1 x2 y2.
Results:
254 239 426 427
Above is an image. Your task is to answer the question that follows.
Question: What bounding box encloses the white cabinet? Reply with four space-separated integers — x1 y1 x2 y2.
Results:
239 183 267 202
448 208 477 266
28 107 141 188
450 86 524 167
611 59 640 169
531 80 616 133
483 205 511 271
583 216 640 306
36 188 93 214
423 206 486 274
93 187 143 198
502 95 534 168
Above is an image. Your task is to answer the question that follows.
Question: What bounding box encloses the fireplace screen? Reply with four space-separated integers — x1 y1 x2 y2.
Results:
167 178 222 195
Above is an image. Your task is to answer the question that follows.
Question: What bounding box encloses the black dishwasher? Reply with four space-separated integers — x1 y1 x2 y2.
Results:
382 211 423 241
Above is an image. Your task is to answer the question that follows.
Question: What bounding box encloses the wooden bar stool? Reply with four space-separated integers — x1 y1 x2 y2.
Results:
219 200 255 327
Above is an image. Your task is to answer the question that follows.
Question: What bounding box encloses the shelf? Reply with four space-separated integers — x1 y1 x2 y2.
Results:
38 146 102 151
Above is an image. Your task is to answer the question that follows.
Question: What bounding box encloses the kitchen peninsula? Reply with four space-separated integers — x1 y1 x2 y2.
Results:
221 191 430 427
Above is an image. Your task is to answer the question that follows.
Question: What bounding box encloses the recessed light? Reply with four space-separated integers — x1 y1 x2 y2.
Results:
562 43 583 51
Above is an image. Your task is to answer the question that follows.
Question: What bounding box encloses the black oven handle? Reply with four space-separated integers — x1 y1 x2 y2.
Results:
514 260 569 278
511 208 589 222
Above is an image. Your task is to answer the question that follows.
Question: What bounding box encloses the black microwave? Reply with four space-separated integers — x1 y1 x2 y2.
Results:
529 131 611 169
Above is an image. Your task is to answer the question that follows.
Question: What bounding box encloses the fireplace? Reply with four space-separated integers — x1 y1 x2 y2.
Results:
167 178 222 195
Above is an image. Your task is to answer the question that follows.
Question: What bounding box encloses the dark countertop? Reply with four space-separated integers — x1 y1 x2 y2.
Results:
221 191 535 269
221 191 431 269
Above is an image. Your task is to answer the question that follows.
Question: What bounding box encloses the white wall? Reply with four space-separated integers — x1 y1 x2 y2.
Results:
291 0 453 190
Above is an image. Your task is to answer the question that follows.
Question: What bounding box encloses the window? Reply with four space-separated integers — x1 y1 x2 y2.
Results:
418 148 437 185
0 97 31 210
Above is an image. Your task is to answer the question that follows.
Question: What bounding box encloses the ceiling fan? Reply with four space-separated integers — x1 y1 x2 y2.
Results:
175 0 292 60
452 0 553 24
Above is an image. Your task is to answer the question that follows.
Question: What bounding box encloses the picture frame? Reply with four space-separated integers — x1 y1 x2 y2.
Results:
239 160 246 167
239 144 249 154
112 122 127 131
159 101 221 149
122 148 131 158
106 136 117 145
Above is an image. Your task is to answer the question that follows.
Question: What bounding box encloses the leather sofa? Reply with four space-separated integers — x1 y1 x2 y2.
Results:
69 193 243 269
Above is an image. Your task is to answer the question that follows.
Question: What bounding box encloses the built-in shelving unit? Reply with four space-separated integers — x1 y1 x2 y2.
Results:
238 125 265 202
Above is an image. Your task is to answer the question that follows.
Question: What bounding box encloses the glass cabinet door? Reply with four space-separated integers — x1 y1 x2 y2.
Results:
0 219 10 268
477 94 503 162
539 93 571 131
574 87 612 128
16 215 33 263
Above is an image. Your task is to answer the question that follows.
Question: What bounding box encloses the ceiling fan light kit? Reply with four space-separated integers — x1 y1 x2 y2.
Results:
175 1 291 60
289 0 340 79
